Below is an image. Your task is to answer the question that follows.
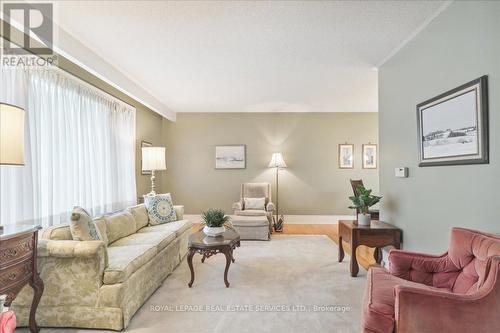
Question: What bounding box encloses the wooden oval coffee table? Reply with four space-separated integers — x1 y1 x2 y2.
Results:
187 229 241 288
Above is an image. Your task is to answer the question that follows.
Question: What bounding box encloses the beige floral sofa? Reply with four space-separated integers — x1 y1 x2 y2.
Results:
12 204 192 331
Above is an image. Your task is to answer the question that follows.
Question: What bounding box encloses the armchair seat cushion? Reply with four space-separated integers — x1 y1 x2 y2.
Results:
363 267 450 333
104 245 157 284
234 209 267 217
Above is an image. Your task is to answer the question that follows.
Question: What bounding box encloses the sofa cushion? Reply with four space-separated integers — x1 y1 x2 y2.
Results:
128 204 149 231
138 219 192 237
234 209 267 217
104 245 157 284
93 217 109 246
41 225 72 240
144 193 177 225
69 207 103 241
104 211 137 244
111 230 176 252
362 267 449 333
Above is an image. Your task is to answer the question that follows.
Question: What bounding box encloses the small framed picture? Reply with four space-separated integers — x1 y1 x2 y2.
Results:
362 144 377 169
215 145 246 169
338 144 354 169
417 76 488 167
141 140 152 175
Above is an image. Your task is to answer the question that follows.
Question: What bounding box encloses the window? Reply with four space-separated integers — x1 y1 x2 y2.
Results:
0 66 137 227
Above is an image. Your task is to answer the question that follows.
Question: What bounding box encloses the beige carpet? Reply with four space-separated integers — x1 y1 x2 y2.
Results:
17 235 367 333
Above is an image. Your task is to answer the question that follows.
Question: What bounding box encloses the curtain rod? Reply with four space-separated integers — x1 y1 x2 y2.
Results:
0 19 138 111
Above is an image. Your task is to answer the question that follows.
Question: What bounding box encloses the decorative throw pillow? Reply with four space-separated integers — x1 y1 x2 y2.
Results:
144 193 177 225
69 206 103 241
244 197 266 210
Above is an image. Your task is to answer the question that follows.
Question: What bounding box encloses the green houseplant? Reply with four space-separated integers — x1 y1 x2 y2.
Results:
201 208 231 236
348 185 382 225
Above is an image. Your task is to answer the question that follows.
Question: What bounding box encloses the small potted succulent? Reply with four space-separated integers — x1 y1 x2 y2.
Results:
201 208 231 237
348 185 382 226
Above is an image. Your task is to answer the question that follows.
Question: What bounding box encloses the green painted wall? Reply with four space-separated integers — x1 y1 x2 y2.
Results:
161 112 379 215
379 1 500 252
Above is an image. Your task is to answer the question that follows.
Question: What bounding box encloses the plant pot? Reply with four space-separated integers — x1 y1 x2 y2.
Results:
203 226 225 237
357 213 371 226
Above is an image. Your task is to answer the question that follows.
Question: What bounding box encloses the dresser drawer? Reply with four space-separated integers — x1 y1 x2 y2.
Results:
0 259 33 292
0 233 35 267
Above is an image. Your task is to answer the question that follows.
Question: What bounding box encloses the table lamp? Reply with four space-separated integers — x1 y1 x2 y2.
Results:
141 146 166 196
0 103 26 231
268 152 287 231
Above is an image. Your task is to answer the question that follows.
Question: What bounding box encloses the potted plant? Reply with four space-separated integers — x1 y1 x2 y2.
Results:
201 208 231 237
348 185 382 226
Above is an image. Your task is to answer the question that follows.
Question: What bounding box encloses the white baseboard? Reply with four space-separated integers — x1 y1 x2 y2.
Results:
184 214 354 225
283 215 355 224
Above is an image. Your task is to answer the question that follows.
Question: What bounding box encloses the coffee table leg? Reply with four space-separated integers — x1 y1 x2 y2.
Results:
187 248 195 287
222 248 232 288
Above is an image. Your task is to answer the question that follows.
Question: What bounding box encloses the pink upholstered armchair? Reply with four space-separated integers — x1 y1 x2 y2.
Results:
362 227 500 333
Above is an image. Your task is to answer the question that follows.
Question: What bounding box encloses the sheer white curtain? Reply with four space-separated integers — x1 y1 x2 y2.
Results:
0 66 137 227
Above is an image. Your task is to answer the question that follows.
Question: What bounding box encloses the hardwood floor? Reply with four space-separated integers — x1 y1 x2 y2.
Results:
193 223 378 270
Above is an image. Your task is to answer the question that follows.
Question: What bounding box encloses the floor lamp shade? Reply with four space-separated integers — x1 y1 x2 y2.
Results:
0 103 25 165
141 147 166 171
268 152 287 168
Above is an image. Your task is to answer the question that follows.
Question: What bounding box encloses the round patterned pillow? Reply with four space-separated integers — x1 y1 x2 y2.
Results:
144 193 177 225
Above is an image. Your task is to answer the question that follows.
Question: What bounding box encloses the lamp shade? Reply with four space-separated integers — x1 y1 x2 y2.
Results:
141 146 166 171
268 152 287 168
0 103 25 165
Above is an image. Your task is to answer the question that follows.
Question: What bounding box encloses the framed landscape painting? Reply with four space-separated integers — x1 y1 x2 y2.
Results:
338 144 354 169
362 144 377 169
215 145 246 169
417 76 488 167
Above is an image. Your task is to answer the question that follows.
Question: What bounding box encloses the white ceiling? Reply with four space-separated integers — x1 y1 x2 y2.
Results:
52 1 449 114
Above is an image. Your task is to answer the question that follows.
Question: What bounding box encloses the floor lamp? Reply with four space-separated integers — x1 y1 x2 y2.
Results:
0 103 26 231
268 152 287 231
141 146 166 196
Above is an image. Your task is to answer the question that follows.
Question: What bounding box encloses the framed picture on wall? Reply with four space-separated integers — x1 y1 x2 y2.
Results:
417 76 488 167
141 140 152 175
338 144 354 169
215 145 246 169
362 144 377 169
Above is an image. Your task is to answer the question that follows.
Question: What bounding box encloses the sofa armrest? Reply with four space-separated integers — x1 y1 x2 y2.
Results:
232 201 243 211
395 259 500 333
14 239 107 308
38 239 106 259
266 201 275 212
174 205 184 220
389 249 456 284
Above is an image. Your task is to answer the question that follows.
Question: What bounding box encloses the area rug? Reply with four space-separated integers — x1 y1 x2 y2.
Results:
17 235 366 333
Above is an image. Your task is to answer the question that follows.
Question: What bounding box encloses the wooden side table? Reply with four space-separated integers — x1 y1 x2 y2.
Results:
338 220 402 277
0 225 44 333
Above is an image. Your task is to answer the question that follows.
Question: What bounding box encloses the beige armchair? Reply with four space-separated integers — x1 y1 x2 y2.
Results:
232 183 275 232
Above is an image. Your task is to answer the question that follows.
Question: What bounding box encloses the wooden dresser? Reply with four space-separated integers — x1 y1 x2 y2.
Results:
0 225 44 333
